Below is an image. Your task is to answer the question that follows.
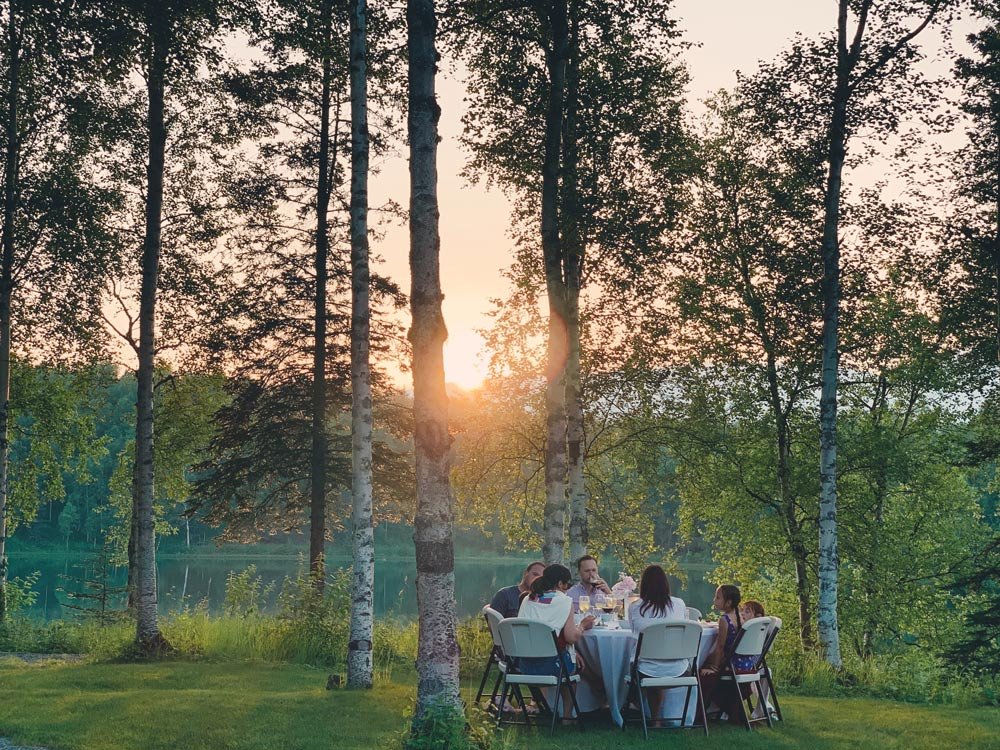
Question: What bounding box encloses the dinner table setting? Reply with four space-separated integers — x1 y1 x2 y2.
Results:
570 593 717 727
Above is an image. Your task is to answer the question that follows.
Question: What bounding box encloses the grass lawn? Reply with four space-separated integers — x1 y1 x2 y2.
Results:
0 660 997 750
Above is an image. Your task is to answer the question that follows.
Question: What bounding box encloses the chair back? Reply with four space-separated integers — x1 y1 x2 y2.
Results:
482 606 505 650
686 607 702 621
730 616 771 658
635 620 702 662
758 616 782 666
497 618 559 660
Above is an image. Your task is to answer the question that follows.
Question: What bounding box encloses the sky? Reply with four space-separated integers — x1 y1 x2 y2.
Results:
369 2 968 389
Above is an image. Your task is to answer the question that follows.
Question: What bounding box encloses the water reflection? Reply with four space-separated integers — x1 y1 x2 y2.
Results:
11 554 716 622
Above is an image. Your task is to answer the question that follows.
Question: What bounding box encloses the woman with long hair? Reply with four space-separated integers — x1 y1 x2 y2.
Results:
628 564 689 726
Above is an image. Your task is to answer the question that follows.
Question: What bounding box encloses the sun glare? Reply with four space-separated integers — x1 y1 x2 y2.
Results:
444 331 489 391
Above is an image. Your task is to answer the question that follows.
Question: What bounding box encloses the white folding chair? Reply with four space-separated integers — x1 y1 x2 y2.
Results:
625 620 708 739
719 616 772 731
495 618 581 734
686 607 703 621
755 616 783 722
474 606 507 709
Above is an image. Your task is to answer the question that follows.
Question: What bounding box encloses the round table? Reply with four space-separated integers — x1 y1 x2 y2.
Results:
572 621 717 727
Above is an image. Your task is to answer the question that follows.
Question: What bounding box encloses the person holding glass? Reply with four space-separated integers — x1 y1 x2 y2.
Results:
566 555 612 611
627 565 689 726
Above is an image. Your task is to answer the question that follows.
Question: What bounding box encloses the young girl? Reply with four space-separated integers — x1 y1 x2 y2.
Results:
740 599 765 622
699 585 756 722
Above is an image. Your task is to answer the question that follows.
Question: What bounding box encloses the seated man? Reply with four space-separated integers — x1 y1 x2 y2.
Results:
490 560 545 618
566 555 612 609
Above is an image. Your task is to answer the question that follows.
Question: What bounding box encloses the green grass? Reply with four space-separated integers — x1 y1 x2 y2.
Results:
0 660 998 750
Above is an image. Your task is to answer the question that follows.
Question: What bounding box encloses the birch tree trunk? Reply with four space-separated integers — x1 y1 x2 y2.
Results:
0 0 19 623
563 8 586 562
817 0 851 670
540 0 569 566
310 5 335 591
135 0 169 652
347 0 374 690
408 0 461 718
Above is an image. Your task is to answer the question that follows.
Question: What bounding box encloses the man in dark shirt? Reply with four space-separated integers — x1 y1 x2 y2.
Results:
489 560 545 617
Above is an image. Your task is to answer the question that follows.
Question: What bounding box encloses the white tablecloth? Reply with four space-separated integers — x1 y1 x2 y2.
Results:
572 622 717 727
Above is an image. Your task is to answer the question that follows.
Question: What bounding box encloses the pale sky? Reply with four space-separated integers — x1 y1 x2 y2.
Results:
371 2 971 389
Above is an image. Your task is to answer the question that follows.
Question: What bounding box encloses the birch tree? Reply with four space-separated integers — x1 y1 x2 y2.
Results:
814 0 956 669
347 0 375 689
408 0 462 720
451 0 688 563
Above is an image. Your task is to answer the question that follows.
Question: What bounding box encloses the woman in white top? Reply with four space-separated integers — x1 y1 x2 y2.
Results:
517 563 596 716
627 564 688 725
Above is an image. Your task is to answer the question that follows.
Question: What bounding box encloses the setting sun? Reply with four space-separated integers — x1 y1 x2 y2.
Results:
443 330 489 391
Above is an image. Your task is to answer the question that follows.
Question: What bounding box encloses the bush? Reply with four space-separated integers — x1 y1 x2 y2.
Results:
400 697 499 750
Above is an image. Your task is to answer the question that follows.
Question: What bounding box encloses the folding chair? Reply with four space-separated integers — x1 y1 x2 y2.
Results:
474 606 507 709
686 607 703 621
495 618 582 735
719 616 772 731
755 616 783 722
625 620 708 739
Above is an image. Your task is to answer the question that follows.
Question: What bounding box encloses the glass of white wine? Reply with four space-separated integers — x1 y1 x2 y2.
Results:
578 596 590 615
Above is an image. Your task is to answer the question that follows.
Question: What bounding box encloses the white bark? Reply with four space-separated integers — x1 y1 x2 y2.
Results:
408 0 461 719
134 2 168 652
347 0 374 690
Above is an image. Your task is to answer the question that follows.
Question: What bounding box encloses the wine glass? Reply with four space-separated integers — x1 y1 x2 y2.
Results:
578 596 590 615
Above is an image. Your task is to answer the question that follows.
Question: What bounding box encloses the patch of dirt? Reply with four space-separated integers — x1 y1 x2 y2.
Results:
0 652 84 664
0 739 51 750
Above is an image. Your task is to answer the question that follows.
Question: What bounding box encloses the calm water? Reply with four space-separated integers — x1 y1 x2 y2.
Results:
10 553 716 621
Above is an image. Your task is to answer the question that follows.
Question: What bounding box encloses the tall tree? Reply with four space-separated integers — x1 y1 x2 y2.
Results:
408 0 461 719
0 0 118 620
347 0 375 688
941 0 1000 365
452 0 688 564
104 0 247 653
815 0 954 669
189 0 405 571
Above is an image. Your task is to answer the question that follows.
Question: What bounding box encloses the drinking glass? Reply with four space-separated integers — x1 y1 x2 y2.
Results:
578 596 590 615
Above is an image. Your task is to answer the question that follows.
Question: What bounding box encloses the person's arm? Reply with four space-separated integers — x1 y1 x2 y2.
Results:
701 616 728 675
562 609 595 644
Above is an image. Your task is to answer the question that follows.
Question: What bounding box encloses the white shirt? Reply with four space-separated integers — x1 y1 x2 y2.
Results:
518 589 575 659
628 596 689 677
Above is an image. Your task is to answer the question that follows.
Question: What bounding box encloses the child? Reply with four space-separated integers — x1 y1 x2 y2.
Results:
740 599 765 622
699 585 756 723
737 599 775 719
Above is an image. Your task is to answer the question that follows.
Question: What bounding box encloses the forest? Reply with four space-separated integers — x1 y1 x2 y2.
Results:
0 0 998 748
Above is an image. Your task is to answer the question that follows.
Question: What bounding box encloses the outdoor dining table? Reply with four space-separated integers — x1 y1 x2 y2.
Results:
572 620 718 728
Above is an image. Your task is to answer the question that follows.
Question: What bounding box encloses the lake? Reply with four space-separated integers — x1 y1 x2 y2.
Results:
10 552 718 621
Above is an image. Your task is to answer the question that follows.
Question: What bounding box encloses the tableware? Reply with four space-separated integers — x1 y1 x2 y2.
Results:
579 596 590 615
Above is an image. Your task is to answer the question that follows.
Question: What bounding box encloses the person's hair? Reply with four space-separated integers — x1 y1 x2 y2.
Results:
575 554 597 571
638 565 672 618
718 584 743 627
742 600 765 619
530 564 573 599
523 560 545 576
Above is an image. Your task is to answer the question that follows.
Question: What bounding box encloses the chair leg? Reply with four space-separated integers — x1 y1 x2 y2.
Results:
695 673 709 736
496 679 509 729
474 654 495 705
639 684 650 740
551 685 562 735
567 680 583 731
681 685 692 729
733 677 752 732
489 670 503 706
765 668 783 721
512 685 531 726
